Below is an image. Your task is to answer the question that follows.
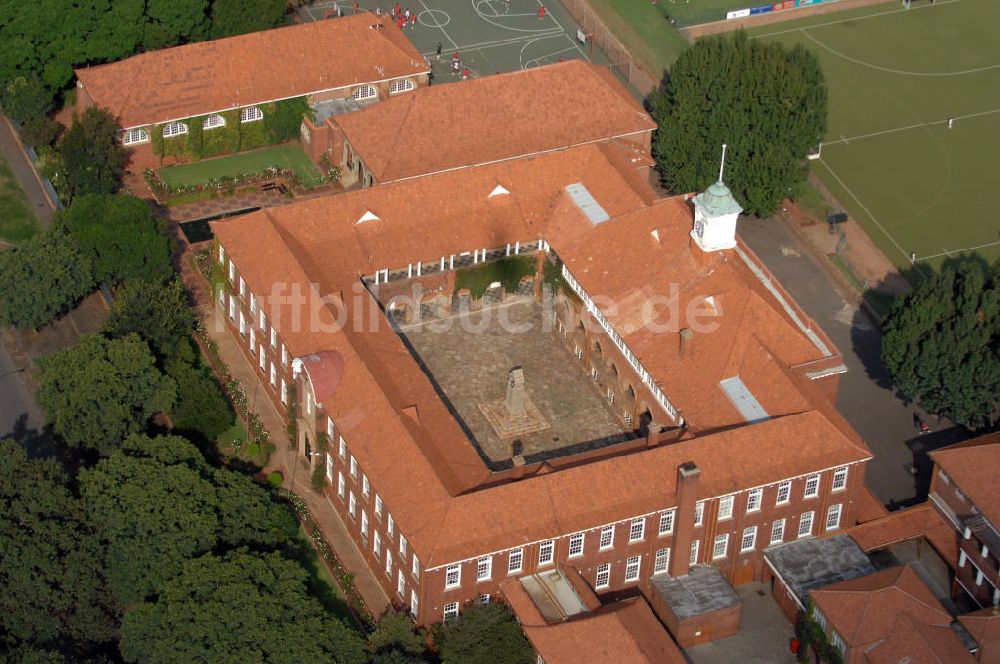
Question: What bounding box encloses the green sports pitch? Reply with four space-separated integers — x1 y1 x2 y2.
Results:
750 0 1000 275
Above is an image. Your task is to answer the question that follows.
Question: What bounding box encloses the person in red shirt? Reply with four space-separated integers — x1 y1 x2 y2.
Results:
462 67 470 80
409 12 416 27
538 5 545 20
353 1 358 13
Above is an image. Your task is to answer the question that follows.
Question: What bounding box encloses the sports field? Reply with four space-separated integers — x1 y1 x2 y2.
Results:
301 0 612 83
750 0 1000 274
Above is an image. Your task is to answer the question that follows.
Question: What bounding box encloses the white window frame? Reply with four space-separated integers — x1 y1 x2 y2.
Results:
653 547 671 575
599 525 615 550
362 474 370 497
804 474 820 499
375 494 383 517
659 510 675 536
350 456 358 479
741 526 757 553
249 328 256 354
798 511 814 538
624 555 641 582
770 518 785 545
832 466 848 492
538 540 554 566
337 472 345 499
348 492 356 518
339 436 347 458
162 121 188 138
412 556 420 581
825 503 842 531
122 127 150 145
280 379 288 405
397 570 405 596
361 510 369 536
443 602 459 621
326 453 333 482
690 540 700 565
445 564 461 589
249 293 257 314
477 594 491 605
399 535 408 558
202 114 226 130
629 517 645 543
595 563 611 590
240 106 263 123
410 590 418 619
508 548 523 574
746 488 763 513
568 533 584 558
269 362 276 387
258 346 266 370
238 277 246 298
351 85 377 101
387 515 395 537
373 530 382 558
477 556 492 582
712 534 729 560
389 78 415 94
385 554 392 578
719 495 735 521
694 501 705 527
269 328 277 348
831 631 845 656
776 481 791 506
281 344 288 366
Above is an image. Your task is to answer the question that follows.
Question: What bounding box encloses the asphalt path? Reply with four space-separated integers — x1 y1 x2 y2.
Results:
738 217 967 509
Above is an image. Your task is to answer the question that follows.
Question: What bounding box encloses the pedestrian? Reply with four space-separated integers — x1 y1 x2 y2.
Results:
436 41 442 59
919 419 930 435
912 411 920 429
538 5 546 20
947 117 954 129
353 1 358 14
397 15 404 28
409 12 416 27
462 67 469 80
333 2 340 17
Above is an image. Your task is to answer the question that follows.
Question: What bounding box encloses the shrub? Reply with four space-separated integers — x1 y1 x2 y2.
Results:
20 116 60 148
266 471 283 488
454 255 535 299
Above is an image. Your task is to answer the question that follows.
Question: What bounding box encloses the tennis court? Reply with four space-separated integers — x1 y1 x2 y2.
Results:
750 0 1000 274
301 0 614 83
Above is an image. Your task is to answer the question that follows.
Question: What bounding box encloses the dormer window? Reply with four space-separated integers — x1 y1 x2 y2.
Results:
389 79 414 95
162 122 188 138
203 114 226 130
122 128 150 145
351 85 377 102
240 106 263 123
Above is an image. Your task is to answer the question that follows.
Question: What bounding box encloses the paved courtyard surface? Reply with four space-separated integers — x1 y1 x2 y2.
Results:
685 582 798 664
401 299 627 464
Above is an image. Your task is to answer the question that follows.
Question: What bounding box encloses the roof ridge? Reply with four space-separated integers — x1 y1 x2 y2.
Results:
373 91 419 182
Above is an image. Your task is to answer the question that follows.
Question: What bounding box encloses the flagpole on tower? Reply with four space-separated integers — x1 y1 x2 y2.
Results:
719 143 727 182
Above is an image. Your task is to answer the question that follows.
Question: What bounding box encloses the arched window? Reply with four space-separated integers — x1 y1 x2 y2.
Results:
162 122 188 138
593 341 602 357
240 106 263 123
122 128 150 145
627 384 636 400
610 363 619 377
202 114 226 130
389 79 414 94
351 85 377 102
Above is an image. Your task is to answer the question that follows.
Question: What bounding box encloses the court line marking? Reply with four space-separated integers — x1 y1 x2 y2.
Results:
917 239 1000 261
518 32 588 68
420 0 459 49
800 29 1000 77
472 0 564 33
817 157 930 277
753 0 970 39
822 107 1000 147
421 30 563 57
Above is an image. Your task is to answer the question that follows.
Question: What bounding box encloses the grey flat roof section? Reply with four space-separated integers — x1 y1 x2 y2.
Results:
719 376 769 424
565 183 610 225
649 566 741 620
520 570 588 622
311 97 363 124
764 534 876 607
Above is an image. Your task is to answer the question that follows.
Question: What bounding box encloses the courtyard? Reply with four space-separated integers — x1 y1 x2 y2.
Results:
399 298 629 466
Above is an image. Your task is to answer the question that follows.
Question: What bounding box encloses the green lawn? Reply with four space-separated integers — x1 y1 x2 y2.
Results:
587 0 691 76
0 151 39 244
750 0 1000 274
157 144 322 189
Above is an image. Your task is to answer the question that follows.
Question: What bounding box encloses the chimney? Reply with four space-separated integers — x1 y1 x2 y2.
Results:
669 462 700 578
511 453 526 480
679 328 694 357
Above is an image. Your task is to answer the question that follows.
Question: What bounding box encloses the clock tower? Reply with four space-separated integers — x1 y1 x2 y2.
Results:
691 144 743 253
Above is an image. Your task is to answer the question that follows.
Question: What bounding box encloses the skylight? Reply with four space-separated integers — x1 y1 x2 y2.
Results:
564 183 609 225
719 376 769 423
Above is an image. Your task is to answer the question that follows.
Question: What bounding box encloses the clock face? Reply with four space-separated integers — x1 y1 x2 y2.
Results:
695 220 705 237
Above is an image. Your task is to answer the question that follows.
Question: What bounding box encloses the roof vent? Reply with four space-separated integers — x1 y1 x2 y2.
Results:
488 184 510 198
356 210 379 224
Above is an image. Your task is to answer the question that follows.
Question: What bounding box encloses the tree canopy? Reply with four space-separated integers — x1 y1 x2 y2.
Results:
0 75 52 123
0 440 118 650
60 193 172 285
104 278 195 357
437 603 534 664
649 30 827 216
882 258 1000 429
0 230 94 330
209 0 289 39
34 334 175 454
369 611 427 661
59 107 129 200
80 434 297 607
119 550 366 664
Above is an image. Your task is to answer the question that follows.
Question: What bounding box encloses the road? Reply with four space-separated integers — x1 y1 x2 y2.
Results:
738 217 967 509
0 338 51 455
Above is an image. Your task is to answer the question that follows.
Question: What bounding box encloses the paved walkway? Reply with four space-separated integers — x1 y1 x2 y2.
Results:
179 243 391 618
0 114 55 228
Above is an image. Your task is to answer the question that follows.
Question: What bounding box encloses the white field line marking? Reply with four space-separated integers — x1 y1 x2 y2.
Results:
754 0 970 39
823 107 1000 147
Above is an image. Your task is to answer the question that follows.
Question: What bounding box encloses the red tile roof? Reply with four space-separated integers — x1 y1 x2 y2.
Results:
810 565 952 651
959 606 1000 664
332 60 655 183
864 612 976 664
211 143 870 567
76 15 427 129
929 433 1000 527
502 575 686 664
848 502 959 569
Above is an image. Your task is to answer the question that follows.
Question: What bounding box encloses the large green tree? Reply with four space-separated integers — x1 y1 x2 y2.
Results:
34 334 176 454
649 30 827 216
104 278 195 357
0 75 52 123
369 611 426 661
60 193 172 285
209 0 289 39
59 107 129 200
437 603 533 664
119 550 366 664
0 440 118 650
0 231 94 330
80 434 297 607
882 258 1000 429
143 0 210 50
164 351 234 442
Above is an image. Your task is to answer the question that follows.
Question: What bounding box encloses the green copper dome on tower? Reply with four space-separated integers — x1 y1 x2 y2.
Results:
694 180 743 218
